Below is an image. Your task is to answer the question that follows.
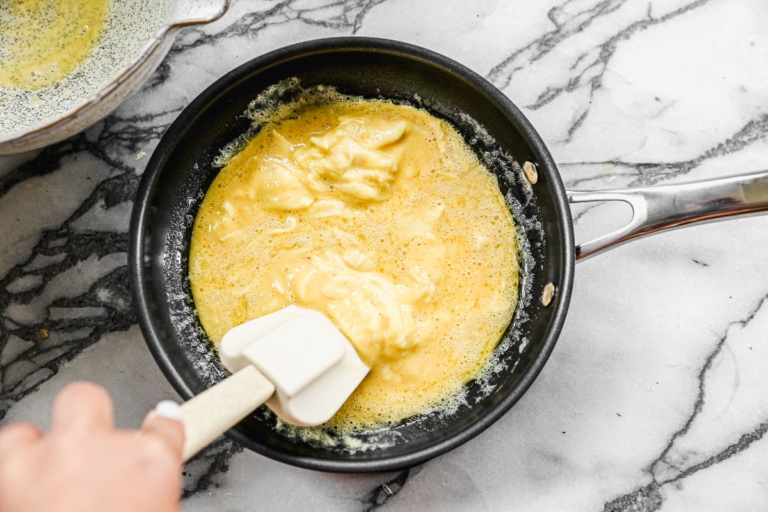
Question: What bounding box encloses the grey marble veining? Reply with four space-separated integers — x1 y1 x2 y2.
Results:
2 0 768 510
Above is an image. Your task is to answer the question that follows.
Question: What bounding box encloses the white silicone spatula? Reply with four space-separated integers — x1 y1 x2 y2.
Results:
177 305 369 461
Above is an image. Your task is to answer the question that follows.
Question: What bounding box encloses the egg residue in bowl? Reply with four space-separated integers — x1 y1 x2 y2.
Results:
0 0 178 141
188 91 520 433
0 0 109 90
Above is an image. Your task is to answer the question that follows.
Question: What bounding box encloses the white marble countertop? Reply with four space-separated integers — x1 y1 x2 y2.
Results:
2 0 768 510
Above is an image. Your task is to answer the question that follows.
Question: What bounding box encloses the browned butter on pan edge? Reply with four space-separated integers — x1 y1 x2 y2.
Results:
189 87 520 436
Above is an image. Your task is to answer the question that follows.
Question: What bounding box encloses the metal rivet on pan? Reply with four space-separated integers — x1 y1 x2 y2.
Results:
541 282 556 307
523 161 538 185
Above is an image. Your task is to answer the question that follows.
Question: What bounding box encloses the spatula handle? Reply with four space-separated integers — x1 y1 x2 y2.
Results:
179 366 275 461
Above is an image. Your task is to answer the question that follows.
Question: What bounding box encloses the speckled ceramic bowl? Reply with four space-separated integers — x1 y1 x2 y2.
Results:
0 0 230 155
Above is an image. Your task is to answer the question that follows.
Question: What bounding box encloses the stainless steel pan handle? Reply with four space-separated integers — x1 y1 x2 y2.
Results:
567 170 768 260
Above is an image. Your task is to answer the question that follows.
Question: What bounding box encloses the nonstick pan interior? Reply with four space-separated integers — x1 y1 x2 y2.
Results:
129 37 575 472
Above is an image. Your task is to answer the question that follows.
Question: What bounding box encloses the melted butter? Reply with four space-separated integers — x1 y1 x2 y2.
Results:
190 97 519 430
0 0 110 90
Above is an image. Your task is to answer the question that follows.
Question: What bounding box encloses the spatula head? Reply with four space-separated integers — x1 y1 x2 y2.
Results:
219 305 369 426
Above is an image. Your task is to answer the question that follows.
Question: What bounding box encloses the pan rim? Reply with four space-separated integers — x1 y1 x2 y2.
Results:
129 36 575 473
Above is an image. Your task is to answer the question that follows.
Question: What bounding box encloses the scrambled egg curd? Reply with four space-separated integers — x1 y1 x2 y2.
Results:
0 0 109 89
189 96 519 430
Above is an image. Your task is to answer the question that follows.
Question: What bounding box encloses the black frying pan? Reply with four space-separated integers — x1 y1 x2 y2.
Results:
129 37 768 473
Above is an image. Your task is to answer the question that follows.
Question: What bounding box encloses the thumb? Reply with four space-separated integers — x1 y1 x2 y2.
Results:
141 400 185 457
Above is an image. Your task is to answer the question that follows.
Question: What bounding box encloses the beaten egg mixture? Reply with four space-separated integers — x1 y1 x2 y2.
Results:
189 96 519 430
0 0 109 89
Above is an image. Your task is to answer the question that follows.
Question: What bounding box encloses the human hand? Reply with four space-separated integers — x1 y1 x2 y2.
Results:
0 382 185 512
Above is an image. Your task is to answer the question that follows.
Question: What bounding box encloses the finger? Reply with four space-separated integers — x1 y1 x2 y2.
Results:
51 382 114 432
141 401 185 457
0 423 42 458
